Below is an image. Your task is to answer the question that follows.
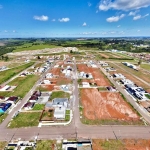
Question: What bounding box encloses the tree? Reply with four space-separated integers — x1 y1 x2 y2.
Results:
138 59 142 68
37 55 41 59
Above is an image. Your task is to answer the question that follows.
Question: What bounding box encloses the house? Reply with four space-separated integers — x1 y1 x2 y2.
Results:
43 80 51 84
0 103 12 112
0 96 5 101
33 91 41 97
23 102 35 110
61 85 69 91
54 106 66 119
29 95 38 102
107 86 116 92
112 73 125 79
120 79 134 85
7 96 18 104
82 82 90 87
46 73 53 78
37 92 51 104
0 85 11 91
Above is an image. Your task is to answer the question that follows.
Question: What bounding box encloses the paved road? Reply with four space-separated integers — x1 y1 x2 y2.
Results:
1 61 150 141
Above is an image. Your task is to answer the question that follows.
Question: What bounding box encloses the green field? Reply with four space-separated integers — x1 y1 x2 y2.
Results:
13 44 60 52
141 64 150 71
0 62 34 84
50 91 70 100
9 112 41 128
36 140 62 150
0 113 8 124
32 104 45 110
0 75 39 98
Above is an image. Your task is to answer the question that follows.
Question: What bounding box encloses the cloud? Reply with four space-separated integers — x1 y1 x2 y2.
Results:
99 0 150 11
82 22 87 26
96 10 99 13
52 19 56 22
106 14 125 22
117 25 120 27
13 30 16 33
128 10 139 16
0 5 2 9
33 15 49 21
137 30 140 32
88 2 92 7
143 13 149 17
4 30 8 33
133 13 149 20
58 18 70 22
133 15 141 20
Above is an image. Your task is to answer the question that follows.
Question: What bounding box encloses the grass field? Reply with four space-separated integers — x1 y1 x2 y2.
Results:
36 140 62 150
0 62 34 84
0 141 7 150
65 110 70 121
32 104 45 110
50 91 70 100
13 44 61 52
0 113 8 124
9 112 41 128
141 64 150 71
0 75 39 98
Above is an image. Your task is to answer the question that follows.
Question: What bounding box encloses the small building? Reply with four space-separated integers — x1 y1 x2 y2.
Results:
7 96 18 104
82 82 90 87
112 73 125 79
23 102 35 110
0 103 12 112
54 106 66 119
29 95 38 102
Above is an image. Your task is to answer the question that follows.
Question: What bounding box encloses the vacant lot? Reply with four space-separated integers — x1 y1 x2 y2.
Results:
50 67 61 76
0 141 7 150
50 91 70 100
9 112 41 128
81 89 141 125
0 62 34 84
36 140 62 150
92 139 150 150
141 64 150 71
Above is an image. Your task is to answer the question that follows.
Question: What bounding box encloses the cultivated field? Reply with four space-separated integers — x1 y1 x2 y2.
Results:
80 88 142 125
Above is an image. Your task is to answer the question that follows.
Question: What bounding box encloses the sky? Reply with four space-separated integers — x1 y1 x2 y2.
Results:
0 0 150 38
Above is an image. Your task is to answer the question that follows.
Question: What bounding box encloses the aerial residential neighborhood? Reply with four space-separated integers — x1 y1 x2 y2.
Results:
1 0 150 149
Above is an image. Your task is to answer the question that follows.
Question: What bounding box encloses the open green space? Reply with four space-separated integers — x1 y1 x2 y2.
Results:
32 104 45 110
0 62 34 84
0 113 8 124
50 91 70 100
36 140 62 150
65 110 70 121
0 141 7 150
9 112 41 128
141 64 150 71
0 75 39 98
13 43 60 52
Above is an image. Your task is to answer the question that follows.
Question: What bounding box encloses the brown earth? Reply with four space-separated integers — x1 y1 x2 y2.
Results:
100 53 109 58
77 64 110 86
92 139 150 150
81 88 139 120
50 68 61 76
41 85 55 91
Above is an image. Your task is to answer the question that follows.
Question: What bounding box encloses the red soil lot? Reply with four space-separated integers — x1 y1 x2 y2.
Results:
77 64 110 86
93 139 150 150
81 88 139 121
49 68 61 76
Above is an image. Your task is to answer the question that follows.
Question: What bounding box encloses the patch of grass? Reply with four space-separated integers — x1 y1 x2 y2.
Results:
36 140 62 150
99 139 124 150
0 62 34 84
141 64 150 71
9 112 41 128
0 113 8 124
0 141 7 150
50 91 70 100
97 87 107 91
4 75 39 98
145 94 150 99
65 110 70 121
32 104 45 110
